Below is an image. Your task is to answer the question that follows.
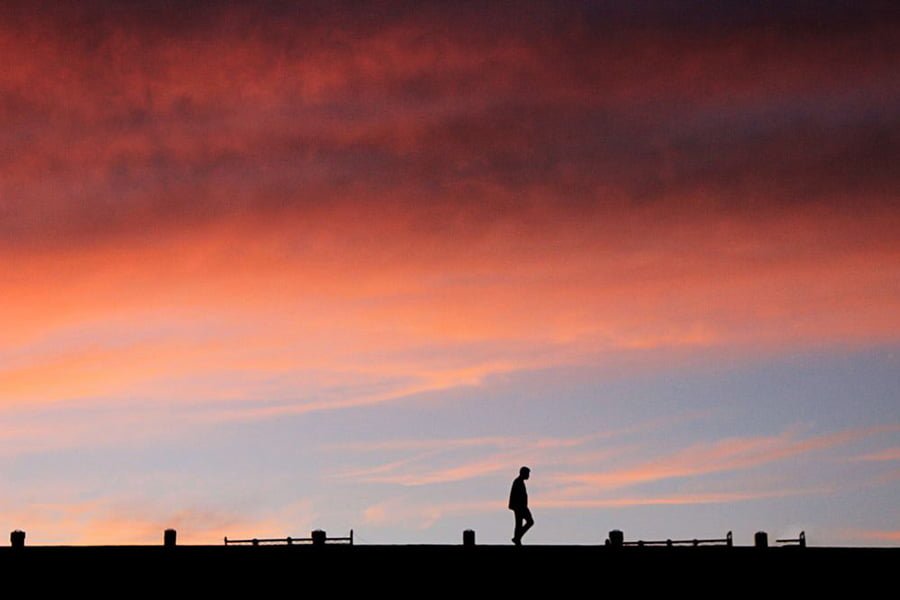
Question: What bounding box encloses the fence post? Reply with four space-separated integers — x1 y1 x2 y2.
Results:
463 529 476 546
312 530 326 546
164 529 177 547
754 531 768 548
10 530 25 549
608 530 623 548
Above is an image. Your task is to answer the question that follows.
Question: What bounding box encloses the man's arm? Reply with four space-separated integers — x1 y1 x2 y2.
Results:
509 478 524 509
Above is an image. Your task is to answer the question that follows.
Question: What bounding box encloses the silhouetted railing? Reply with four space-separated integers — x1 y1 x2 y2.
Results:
224 530 353 546
776 531 806 548
622 531 733 548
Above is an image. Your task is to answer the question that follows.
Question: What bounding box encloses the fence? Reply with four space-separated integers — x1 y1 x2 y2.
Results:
617 531 733 548
775 531 806 548
224 530 353 546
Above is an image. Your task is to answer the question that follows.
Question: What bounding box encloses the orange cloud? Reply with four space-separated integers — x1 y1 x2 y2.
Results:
1 497 317 545
1 4 898 425
2 201 898 420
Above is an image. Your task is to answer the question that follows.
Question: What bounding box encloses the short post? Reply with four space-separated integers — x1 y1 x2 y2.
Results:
754 531 768 548
726 531 733 547
312 529 326 546
164 529 177 547
463 529 476 546
10 530 25 549
799 531 806 548
608 530 623 548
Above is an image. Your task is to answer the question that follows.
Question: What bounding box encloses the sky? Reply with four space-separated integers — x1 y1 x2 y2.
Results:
1 1 899 546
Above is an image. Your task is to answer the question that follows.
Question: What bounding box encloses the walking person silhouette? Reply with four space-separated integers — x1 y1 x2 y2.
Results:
509 466 534 545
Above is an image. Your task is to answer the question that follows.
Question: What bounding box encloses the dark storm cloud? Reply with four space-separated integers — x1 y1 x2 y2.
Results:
0 1 897 249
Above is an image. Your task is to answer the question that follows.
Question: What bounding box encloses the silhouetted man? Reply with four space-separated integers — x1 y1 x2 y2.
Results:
509 466 534 545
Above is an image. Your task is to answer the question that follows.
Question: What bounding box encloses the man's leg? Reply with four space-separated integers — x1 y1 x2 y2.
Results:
513 511 523 545
519 508 534 540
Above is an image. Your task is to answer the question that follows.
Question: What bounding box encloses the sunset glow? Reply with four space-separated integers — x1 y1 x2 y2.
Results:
1 2 898 547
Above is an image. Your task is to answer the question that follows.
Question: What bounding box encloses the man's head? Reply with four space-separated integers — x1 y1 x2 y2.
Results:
519 466 530 480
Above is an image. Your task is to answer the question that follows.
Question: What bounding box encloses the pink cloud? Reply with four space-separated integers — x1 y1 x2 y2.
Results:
856 530 900 542
852 447 900 462
534 488 827 509
382 486 828 530
559 426 898 491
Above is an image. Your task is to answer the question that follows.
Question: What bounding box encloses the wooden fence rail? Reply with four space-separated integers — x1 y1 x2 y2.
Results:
224 530 353 546
622 531 733 548
775 531 806 547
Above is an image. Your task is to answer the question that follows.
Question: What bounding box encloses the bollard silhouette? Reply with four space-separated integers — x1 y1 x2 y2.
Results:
463 529 476 546
755 531 768 548
10 530 25 549
164 529 177 547
608 530 623 548
312 530 326 546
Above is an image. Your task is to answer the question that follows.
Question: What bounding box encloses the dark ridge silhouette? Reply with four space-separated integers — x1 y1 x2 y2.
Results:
1 538 896 594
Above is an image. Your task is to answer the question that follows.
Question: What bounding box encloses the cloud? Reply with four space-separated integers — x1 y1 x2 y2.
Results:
0 496 317 545
333 424 897 494
557 426 898 491
1 2 897 247
369 485 828 531
327 417 708 487
1 2 897 549
836 528 900 546
359 498 500 530
345 453 521 487
534 488 827 509
3 187 898 419
855 529 900 542
852 447 900 462
0 3 897 425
